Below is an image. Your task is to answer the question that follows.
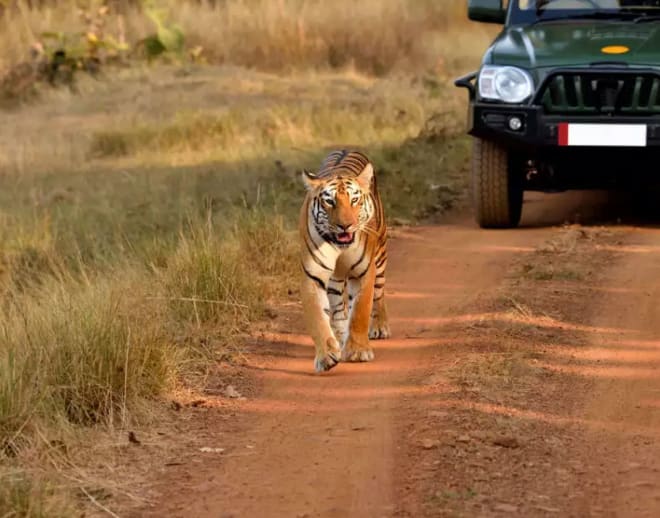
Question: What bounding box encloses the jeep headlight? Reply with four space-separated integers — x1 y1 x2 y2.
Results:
478 66 534 104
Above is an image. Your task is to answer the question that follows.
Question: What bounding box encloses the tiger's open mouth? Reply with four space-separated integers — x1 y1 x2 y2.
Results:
334 231 355 246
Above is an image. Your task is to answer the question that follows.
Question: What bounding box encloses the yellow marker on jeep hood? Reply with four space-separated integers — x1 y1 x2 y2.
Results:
601 45 630 55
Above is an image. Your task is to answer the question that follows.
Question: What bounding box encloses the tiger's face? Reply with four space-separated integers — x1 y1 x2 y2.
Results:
303 164 374 248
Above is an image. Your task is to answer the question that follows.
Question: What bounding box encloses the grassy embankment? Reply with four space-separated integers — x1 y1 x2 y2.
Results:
0 1 493 514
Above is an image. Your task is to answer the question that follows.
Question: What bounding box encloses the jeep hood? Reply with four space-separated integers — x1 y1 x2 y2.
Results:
487 21 660 69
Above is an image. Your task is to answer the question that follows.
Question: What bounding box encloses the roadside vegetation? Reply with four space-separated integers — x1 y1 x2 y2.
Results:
0 0 494 514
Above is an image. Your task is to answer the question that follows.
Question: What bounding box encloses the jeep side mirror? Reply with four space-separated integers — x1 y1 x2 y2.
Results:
468 0 506 24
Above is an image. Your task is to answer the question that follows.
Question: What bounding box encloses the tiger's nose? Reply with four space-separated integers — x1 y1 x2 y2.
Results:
337 223 352 231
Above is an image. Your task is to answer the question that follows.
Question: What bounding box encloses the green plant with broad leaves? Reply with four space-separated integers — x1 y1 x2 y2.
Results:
140 0 185 61
38 1 129 83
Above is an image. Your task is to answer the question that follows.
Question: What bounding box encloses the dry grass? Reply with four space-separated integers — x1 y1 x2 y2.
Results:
164 226 263 328
519 226 611 282
452 351 538 394
0 236 270 515
0 273 173 439
165 0 486 74
232 209 300 297
0 472 72 518
0 0 493 76
0 0 492 514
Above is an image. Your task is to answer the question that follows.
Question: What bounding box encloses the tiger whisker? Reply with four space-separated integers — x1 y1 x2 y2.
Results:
358 226 379 239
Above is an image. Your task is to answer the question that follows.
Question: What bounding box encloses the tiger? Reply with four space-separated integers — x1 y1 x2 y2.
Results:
299 150 390 373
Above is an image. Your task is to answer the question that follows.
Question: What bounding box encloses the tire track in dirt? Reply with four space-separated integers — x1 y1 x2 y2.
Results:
567 228 660 517
134 192 607 518
390 204 660 517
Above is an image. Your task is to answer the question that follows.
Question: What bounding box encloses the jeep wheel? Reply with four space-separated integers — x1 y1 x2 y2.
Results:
471 137 523 229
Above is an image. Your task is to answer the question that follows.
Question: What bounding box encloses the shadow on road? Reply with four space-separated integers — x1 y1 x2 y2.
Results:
519 189 660 229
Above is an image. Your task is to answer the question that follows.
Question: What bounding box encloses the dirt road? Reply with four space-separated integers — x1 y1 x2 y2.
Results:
135 192 660 517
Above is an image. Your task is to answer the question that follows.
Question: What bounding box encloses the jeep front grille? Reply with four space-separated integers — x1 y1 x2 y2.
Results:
537 70 660 116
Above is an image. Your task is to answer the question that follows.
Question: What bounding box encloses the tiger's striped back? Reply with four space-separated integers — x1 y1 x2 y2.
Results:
317 150 370 178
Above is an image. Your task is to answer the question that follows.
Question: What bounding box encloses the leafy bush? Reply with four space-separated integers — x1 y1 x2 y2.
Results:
0 0 129 101
138 0 185 61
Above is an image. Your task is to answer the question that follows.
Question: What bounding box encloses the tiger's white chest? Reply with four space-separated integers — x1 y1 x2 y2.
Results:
333 234 371 279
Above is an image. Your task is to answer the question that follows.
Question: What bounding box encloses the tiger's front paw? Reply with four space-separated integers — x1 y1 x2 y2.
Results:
314 337 341 373
342 347 375 363
314 350 340 373
342 338 374 363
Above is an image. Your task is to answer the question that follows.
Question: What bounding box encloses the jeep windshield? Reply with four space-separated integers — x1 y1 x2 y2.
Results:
510 0 660 24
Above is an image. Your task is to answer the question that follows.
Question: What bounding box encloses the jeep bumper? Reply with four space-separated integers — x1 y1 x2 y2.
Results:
468 102 660 149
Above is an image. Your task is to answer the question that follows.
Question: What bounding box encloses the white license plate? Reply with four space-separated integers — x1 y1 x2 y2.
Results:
558 123 647 147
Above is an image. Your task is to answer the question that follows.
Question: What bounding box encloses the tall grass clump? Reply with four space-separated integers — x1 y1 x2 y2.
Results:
164 224 263 330
231 208 300 299
0 471 72 518
233 209 298 278
0 275 178 449
0 215 63 295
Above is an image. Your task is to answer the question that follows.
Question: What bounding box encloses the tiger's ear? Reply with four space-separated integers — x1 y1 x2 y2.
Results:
301 169 322 191
355 163 374 190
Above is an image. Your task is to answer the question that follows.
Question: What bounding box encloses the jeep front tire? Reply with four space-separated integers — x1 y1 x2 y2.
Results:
471 137 523 229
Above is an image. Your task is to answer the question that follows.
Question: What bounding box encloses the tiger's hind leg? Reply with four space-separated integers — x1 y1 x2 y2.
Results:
328 277 349 346
369 248 390 339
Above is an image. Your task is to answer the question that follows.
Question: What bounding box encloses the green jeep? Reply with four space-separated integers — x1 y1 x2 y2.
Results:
456 0 660 228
